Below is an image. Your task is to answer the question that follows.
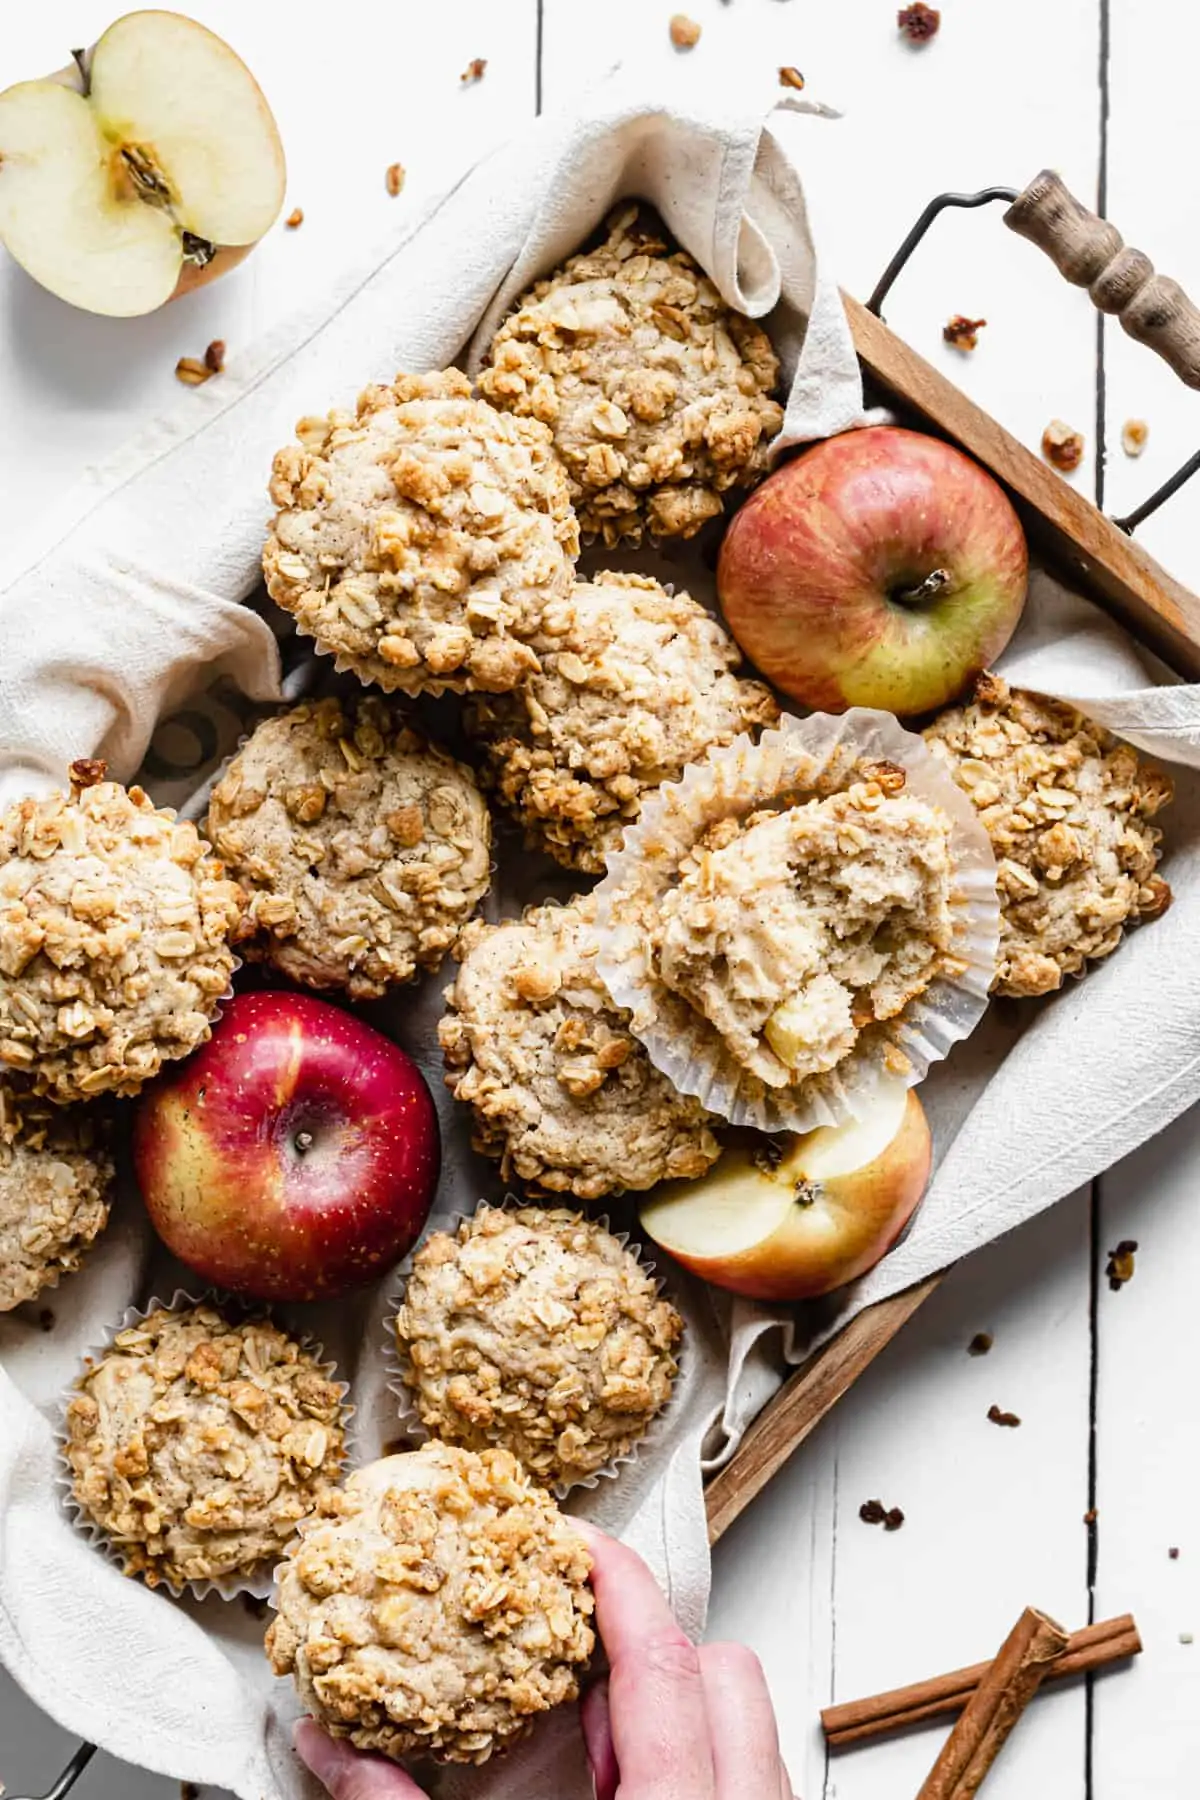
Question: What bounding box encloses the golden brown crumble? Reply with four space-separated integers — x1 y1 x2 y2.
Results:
943 315 986 352
263 370 578 696
385 163 405 197
395 1205 683 1487
206 696 490 1000
670 14 702 48
65 1305 346 1589
0 1084 113 1311
467 573 777 873
0 766 244 1102
478 204 783 546
924 673 1172 997
439 896 719 1199
266 1444 594 1765
1122 419 1149 457
1042 419 1084 472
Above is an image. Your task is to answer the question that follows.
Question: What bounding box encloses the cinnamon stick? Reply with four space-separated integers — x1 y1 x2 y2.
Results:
916 1606 1069 1798
823 1613 1141 1748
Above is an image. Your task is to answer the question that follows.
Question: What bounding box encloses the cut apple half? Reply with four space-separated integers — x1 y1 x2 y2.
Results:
0 10 285 316
640 1078 932 1302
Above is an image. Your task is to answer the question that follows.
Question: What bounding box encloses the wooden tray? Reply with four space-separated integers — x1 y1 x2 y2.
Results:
705 285 1200 1545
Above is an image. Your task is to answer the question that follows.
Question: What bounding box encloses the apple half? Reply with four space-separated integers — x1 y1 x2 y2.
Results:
0 10 286 316
640 1079 931 1301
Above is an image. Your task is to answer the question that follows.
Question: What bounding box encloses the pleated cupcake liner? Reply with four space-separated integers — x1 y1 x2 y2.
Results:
592 708 1001 1134
57 1288 353 1604
380 1198 686 1501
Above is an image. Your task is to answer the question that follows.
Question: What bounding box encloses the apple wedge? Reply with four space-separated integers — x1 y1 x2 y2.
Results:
640 1080 931 1302
0 10 285 316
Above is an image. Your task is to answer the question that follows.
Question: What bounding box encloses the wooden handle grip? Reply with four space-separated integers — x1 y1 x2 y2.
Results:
1005 170 1200 389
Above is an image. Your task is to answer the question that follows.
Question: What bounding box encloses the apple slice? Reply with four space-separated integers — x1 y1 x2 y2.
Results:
640 1079 931 1301
0 10 285 317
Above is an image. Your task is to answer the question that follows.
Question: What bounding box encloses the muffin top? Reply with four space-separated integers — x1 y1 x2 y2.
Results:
394 1205 683 1488
478 204 783 545
263 370 579 696
653 775 958 1089
0 761 244 1102
65 1305 346 1590
924 672 1173 997
467 572 778 873
0 1084 113 1312
206 695 492 1000
266 1444 595 1766
439 895 720 1199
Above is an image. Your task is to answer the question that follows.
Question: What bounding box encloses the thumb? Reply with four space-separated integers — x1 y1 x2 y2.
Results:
293 1719 427 1800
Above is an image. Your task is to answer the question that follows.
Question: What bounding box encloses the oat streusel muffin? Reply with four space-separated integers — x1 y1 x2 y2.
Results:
924 672 1172 997
0 761 244 1103
0 1085 113 1312
651 778 958 1089
439 896 720 1199
266 1444 594 1765
467 572 778 872
394 1205 683 1488
65 1305 346 1590
206 696 491 1000
263 370 579 696
479 204 783 545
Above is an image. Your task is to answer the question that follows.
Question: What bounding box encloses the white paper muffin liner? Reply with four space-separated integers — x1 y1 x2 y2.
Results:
381 1199 685 1500
592 709 1001 1134
57 1289 353 1603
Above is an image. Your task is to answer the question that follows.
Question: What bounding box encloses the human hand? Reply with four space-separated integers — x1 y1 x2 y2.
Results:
577 1522 796 1800
293 1524 795 1800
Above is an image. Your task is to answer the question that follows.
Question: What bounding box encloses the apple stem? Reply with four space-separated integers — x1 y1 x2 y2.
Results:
70 46 90 96
892 567 953 608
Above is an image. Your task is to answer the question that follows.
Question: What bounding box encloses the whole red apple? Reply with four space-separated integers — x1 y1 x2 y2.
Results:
133 990 440 1301
718 425 1028 717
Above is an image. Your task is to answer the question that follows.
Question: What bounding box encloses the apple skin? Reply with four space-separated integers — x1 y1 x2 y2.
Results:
639 1087 931 1302
132 990 440 1302
717 425 1028 717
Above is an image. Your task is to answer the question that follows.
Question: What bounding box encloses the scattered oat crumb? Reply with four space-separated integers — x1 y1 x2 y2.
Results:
461 57 487 84
944 315 987 352
285 207 304 229
1084 1507 1098 1525
987 1404 1021 1428
859 1499 905 1530
779 66 806 90
1122 418 1150 458
1106 1239 1138 1291
38 1307 55 1331
898 2 941 41
1170 1546 1181 1560
1180 1632 1194 1645
386 162 406 198
967 1331 994 1356
174 356 212 387
1042 419 1085 472
204 339 225 375
670 13 702 48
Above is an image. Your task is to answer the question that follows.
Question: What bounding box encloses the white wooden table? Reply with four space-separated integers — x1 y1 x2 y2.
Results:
2 3 1198 1796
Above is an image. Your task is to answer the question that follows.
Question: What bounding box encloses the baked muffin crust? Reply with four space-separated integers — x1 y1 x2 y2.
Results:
924 673 1172 997
206 696 492 1000
652 776 958 1089
65 1305 346 1589
0 1085 113 1312
439 896 720 1199
467 572 778 872
0 761 244 1103
479 204 783 545
394 1205 683 1487
266 1444 594 1765
263 370 579 696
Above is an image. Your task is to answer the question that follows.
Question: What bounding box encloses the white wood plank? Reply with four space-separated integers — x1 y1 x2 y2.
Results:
0 0 538 545
710 1195 1093 1799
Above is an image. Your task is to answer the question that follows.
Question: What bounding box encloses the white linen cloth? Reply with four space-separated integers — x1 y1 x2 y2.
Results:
2 64 1200 1800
